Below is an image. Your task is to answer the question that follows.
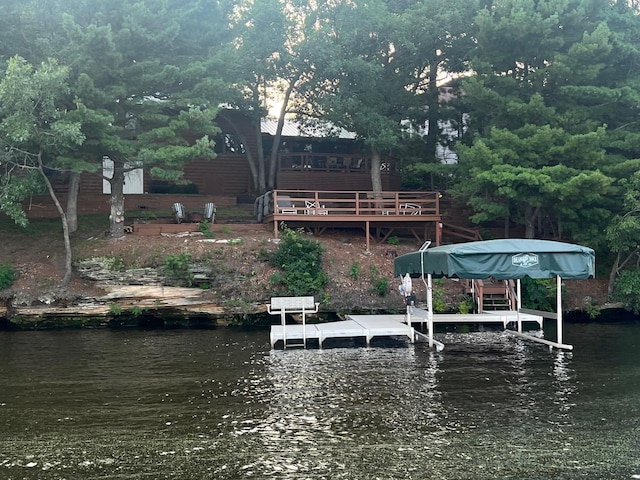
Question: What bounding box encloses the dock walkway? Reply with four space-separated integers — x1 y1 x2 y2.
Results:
270 310 544 350
270 314 414 349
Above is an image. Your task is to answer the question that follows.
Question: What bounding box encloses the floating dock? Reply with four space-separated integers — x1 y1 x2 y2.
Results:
269 314 416 349
269 308 545 350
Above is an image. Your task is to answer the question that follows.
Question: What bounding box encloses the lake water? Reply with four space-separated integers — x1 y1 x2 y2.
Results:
0 321 638 479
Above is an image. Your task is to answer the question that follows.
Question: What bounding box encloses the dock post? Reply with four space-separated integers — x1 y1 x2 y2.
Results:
517 279 522 333
556 275 563 346
427 273 434 349
281 309 287 349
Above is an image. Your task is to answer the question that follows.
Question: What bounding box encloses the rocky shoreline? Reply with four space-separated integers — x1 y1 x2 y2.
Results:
0 226 613 330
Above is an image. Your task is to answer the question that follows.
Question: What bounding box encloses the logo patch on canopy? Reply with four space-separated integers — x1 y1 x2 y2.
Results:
512 253 539 268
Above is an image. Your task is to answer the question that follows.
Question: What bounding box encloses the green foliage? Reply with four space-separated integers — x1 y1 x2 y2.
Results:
521 277 556 312
162 252 194 287
373 277 390 297
457 295 474 314
368 264 389 296
220 226 232 235
108 304 122 316
585 302 601 320
613 268 640 314
0 170 44 227
270 228 328 296
386 236 400 246
0 262 17 290
349 262 361 280
432 279 448 313
104 256 125 272
198 220 215 237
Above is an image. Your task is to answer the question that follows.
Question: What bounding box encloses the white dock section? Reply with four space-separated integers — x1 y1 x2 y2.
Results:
407 307 544 328
269 315 415 349
267 296 552 350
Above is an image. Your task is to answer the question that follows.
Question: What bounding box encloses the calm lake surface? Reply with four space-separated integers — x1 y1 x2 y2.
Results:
0 321 638 479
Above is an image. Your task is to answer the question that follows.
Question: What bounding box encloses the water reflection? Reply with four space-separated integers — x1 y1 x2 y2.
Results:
0 325 639 479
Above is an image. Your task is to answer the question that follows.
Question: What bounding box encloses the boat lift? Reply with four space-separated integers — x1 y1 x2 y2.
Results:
394 239 596 351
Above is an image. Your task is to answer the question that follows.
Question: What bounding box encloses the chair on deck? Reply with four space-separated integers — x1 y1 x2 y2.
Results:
172 202 186 223
400 203 422 215
304 200 328 215
277 196 298 214
203 202 216 223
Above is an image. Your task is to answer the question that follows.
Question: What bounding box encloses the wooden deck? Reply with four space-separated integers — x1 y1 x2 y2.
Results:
262 190 443 249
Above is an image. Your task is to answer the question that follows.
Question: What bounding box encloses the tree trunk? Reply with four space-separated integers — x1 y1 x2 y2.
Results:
254 121 266 193
268 77 298 190
219 111 261 194
109 159 126 239
66 171 80 233
370 147 383 194
424 58 440 165
607 252 621 296
37 153 72 289
524 205 538 238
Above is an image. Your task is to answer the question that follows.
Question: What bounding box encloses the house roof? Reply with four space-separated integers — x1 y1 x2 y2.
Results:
261 118 356 140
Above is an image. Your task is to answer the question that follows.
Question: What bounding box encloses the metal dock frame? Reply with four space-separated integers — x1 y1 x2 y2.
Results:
268 296 319 349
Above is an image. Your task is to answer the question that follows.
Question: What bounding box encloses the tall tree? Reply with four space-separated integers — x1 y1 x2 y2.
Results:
217 0 336 194
58 0 223 238
450 0 639 241
0 56 84 288
297 0 476 193
0 0 230 238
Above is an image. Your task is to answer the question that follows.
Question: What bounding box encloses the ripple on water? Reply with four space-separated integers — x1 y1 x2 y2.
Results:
1 327 639 479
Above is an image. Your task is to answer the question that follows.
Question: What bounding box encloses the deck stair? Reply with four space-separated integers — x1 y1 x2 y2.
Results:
465 279 516 312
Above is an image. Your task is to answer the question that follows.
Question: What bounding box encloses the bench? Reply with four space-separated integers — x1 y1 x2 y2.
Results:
268 296 320 348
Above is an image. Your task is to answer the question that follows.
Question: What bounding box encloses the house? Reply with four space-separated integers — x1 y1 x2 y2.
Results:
22 110 402 218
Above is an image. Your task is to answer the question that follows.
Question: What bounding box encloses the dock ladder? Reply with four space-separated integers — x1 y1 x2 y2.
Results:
267 296 319 348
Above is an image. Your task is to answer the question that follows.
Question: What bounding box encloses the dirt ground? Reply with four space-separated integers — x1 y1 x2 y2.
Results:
0 218 607 313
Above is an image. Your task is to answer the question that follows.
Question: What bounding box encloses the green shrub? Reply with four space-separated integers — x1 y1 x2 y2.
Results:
613 268 640 314
198 220 215 237
270 228 327 296
108 303 122 315
433 279 448 313
0 262 17 290
373 277 389 296
521 277 556 311
162 252 194 286
457 295 474 314
368 264 389 296
104 256 125 272
349 262 361 280
386 236 400 246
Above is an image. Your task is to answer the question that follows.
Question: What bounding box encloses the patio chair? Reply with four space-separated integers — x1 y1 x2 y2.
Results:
304 200 328 215
277 196 298 214
203 202 216 223
172 202 186 223
400 203 422 215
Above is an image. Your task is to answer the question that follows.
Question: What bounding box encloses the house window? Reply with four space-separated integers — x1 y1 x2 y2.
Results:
214 134 245 155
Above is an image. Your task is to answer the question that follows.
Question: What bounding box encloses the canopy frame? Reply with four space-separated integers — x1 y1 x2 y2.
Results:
394 239 596 351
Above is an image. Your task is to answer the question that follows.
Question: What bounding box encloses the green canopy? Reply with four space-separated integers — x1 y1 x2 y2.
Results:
394 239 595 280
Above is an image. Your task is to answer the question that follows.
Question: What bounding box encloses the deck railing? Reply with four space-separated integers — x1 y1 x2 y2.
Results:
266 190 441 217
